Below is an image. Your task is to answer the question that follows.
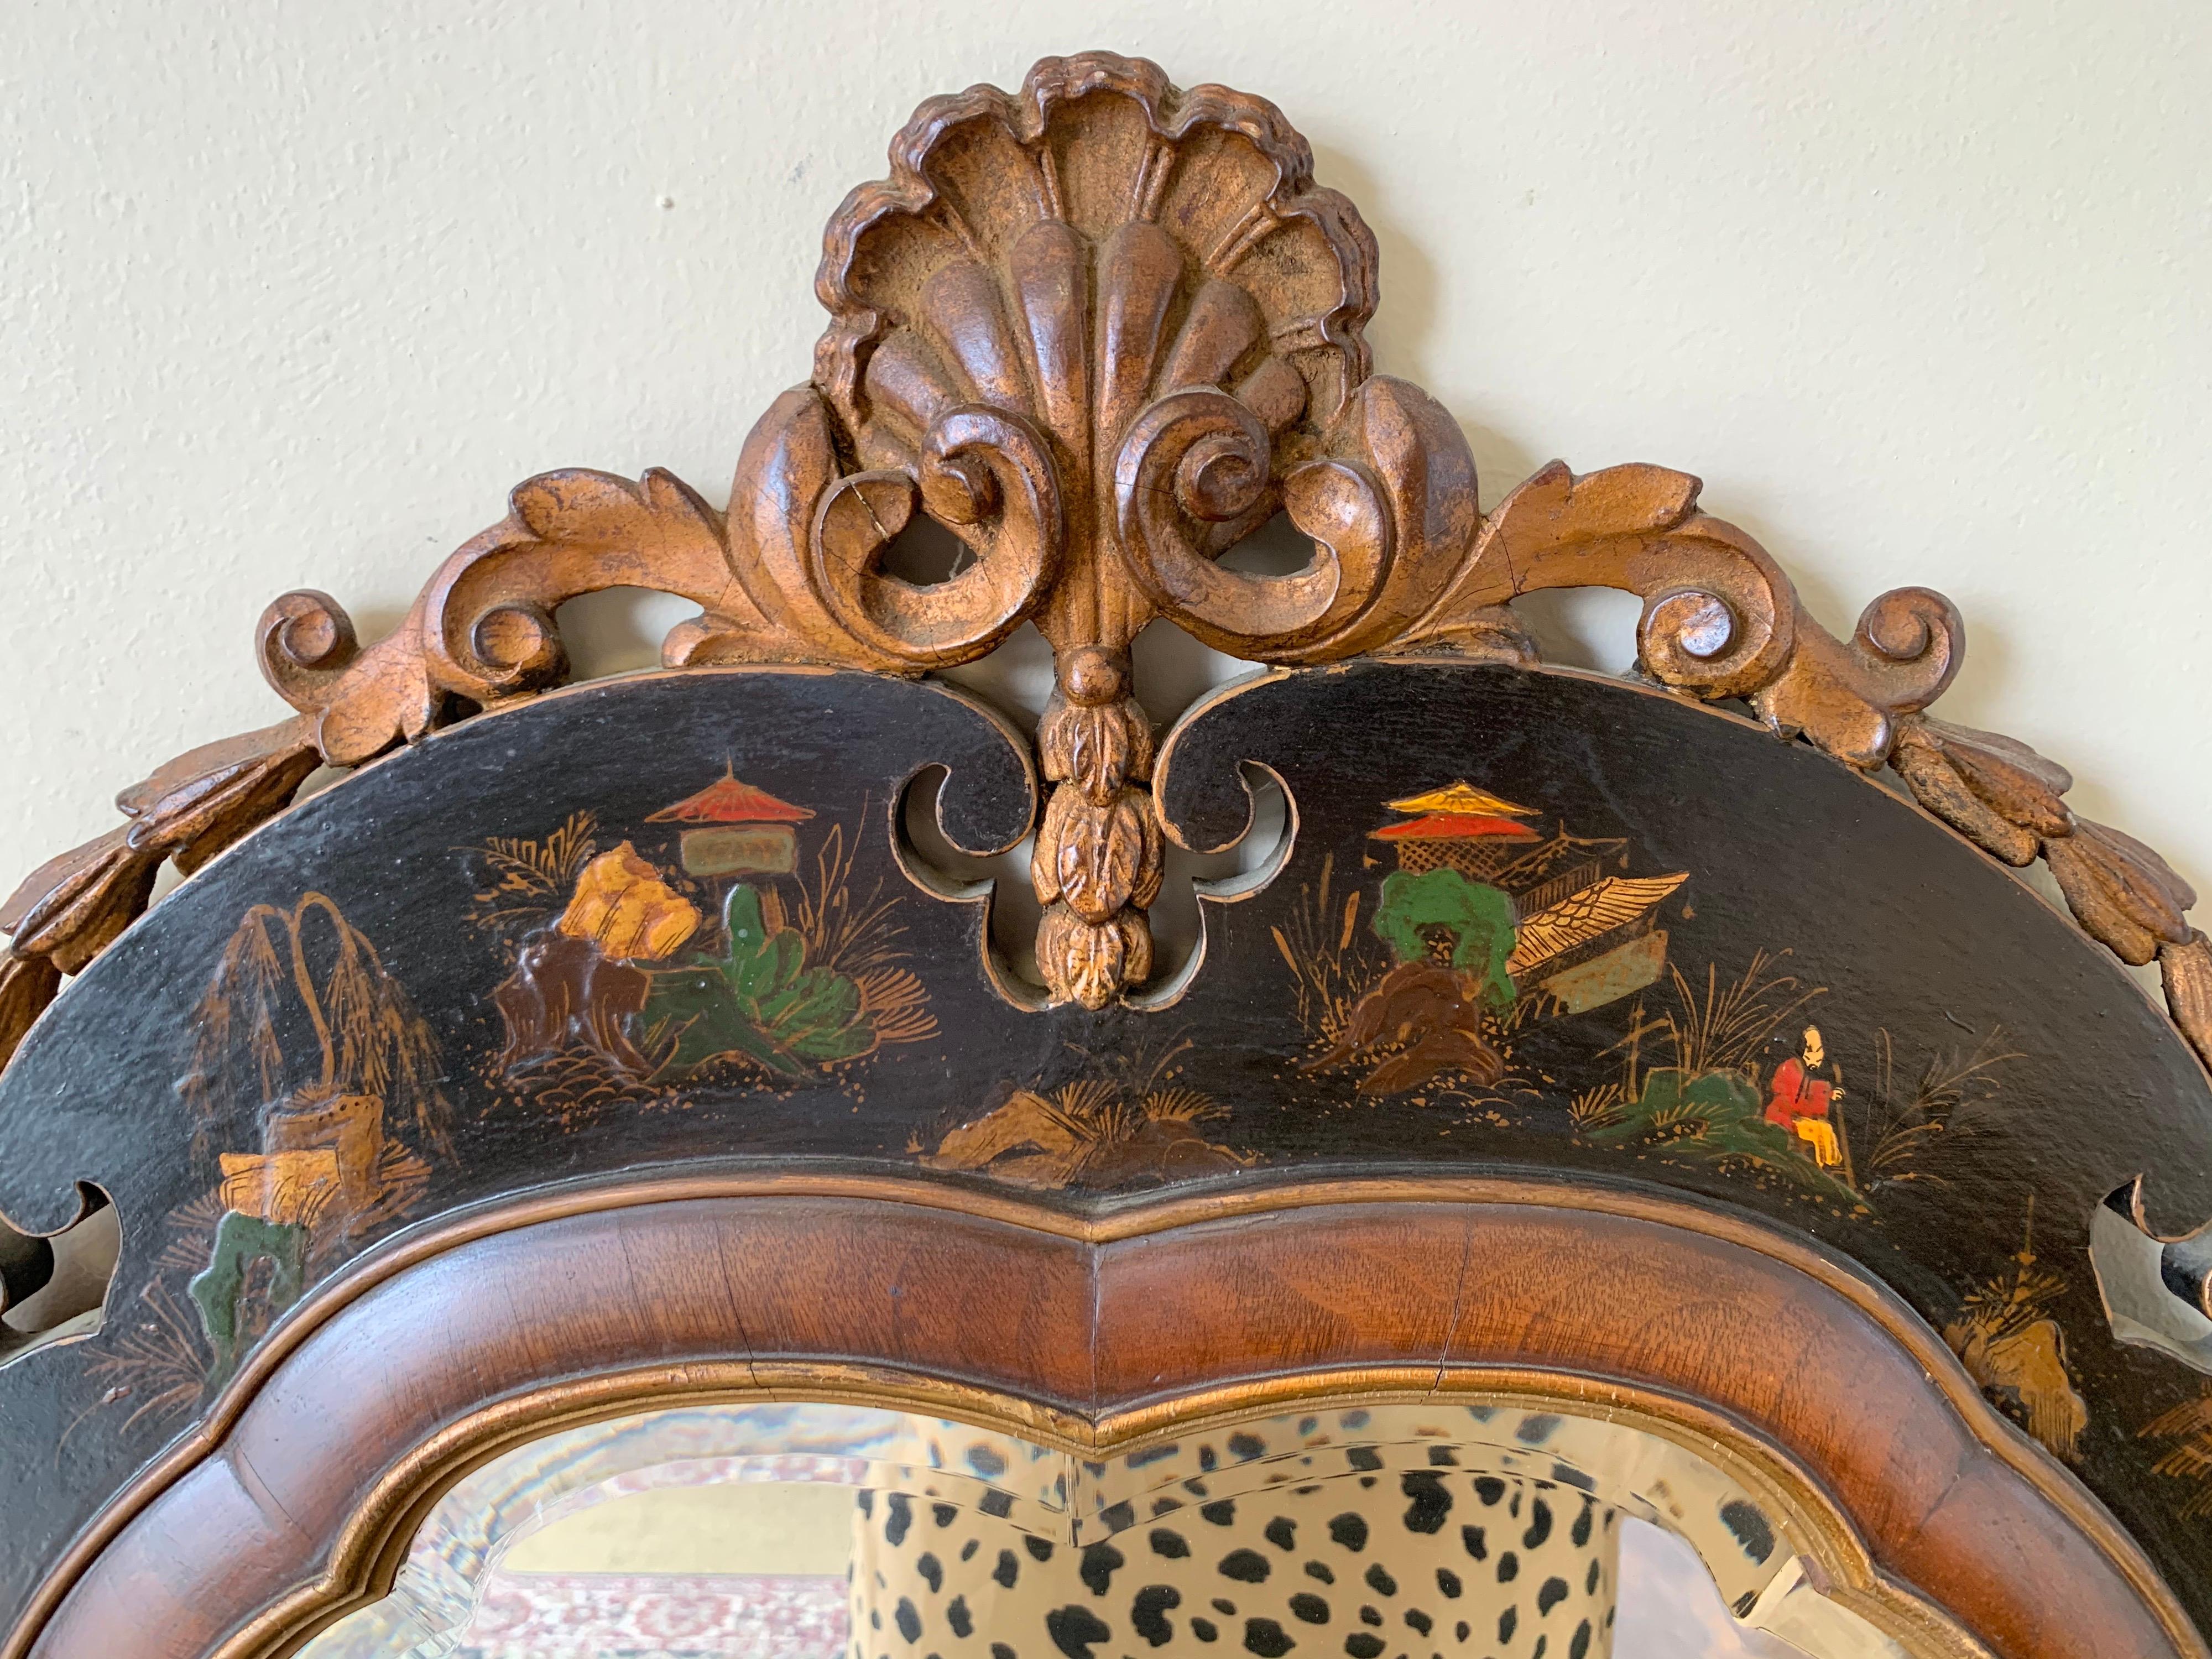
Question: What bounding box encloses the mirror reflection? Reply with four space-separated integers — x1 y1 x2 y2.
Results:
302 1399 1902 1658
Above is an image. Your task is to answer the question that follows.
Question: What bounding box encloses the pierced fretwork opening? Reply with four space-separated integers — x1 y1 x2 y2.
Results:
897 744 1291 1006
554 586 707 681
2092 1180 2212 1375
0 1188 120 1365
1214 507 1319 577
879 511 971 587
1511 586 1645 676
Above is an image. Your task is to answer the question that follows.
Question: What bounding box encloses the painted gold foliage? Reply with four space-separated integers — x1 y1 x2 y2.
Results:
1944 1212 2089 1464
487 801 936 1116
217 1149 346 1229
921 1040 1246 1190
2143 1391 2212 1520
1273 853 1389 1050
81 1118 437 1440
465 808 601 942
790 817 940 1052
184 893 452 1160
1581 955 1864 1212
1951 1314 2088 1465
72 895 457 1410
84 1269 215 1437
1846 1027 2018 1190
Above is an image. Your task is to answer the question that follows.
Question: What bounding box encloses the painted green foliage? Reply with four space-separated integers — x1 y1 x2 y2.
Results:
186 1212 307 1387
643 885 878 1078
1586 1067 1862 1207
1371 868 1519 1007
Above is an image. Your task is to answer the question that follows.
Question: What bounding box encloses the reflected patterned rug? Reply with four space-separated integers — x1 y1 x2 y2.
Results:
452 1572 848 1659
448 1522 1785 1658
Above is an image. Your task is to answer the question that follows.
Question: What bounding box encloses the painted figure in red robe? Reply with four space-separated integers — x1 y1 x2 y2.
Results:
1766 1025 1844 1167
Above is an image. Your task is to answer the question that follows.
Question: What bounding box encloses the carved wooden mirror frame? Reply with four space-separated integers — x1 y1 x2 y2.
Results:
1 50 2208 1659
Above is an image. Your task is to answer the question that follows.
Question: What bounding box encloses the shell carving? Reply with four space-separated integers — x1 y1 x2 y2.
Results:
801 52 1479 666
777 51 1477 1004
230 54 1478 1010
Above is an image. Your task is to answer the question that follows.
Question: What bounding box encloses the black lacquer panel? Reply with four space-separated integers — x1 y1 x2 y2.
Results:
1 659 2207 1631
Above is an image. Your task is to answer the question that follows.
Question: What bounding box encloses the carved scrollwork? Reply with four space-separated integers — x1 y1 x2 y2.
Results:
3 49 2205 1061
258 467 744 765
807 405 1063 668
1388 460 1964 767
1113 375 1480 663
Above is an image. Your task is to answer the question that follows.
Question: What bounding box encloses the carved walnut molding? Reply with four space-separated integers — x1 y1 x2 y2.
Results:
2 49 2205 1058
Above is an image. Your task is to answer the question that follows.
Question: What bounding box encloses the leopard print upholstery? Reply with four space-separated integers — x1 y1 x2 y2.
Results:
848 1465 1618 1659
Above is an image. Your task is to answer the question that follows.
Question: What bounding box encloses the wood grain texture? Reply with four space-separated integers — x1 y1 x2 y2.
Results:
12 1178 2199 1659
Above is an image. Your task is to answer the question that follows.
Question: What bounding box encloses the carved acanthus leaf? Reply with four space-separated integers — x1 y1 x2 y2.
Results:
2164 934 2212 1070
1034 786 1162 925
804 51 1419 1004
2047 822 2197 968
1040 692 1155 807
1887 716 2207 1065
262 467 769 766
0 955 62 1077
1890 719 2067 865
1391 461 1962 768
0 719 320 1072
1037 905 1151 1010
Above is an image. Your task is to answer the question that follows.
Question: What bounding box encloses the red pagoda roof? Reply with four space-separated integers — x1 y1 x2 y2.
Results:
647 768 815 825
1370 813 1541 842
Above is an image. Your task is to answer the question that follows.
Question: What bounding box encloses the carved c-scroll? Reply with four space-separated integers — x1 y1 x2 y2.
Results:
1382 459 1963 768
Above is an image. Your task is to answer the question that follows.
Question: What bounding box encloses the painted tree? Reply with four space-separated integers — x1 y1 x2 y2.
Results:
182 892 450 1158
1370 868 1519 1006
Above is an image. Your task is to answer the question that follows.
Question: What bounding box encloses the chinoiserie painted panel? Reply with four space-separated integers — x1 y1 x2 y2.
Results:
0 661 2206 1635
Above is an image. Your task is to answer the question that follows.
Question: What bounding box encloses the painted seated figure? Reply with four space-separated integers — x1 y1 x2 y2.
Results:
1766 1025 1844 1168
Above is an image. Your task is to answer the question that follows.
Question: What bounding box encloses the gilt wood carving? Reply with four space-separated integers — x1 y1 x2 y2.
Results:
2 51 2204 1037
2 48 2211 1659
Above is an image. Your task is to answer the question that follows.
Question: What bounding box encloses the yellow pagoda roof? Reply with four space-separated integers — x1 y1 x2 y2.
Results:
1385 781 1536 818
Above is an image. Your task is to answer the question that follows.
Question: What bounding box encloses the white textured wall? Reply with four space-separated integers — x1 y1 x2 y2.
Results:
7 3 2208 934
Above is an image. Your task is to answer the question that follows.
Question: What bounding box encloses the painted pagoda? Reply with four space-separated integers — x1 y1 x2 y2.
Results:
646 765 815 879
1371 782 1688 1013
